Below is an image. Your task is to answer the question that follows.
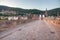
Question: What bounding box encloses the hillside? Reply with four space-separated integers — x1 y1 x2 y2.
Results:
0 5 60 16
48 8 60 16
0 5 43 16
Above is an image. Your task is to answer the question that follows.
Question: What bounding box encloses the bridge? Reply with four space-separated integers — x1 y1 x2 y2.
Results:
0 18 60 40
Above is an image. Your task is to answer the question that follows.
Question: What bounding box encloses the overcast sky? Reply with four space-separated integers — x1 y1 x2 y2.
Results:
0 0 60 10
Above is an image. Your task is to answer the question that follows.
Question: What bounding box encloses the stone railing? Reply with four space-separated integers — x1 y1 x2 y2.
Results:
44 17 60 27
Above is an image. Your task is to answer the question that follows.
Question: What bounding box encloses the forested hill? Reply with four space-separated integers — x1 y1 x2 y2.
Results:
48 8 60 16
0 5 43 15
0 5 60 16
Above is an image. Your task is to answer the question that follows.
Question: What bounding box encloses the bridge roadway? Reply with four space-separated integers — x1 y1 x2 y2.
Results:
0 20 60 40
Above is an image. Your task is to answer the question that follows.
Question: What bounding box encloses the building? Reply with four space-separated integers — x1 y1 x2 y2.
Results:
0 9 16 14
0 16 18 20
8 16 18 20
45 8 48 17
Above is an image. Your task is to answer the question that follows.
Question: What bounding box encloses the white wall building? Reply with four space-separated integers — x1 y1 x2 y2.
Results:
21 16 28 20
0 9 16 14
8 16 18 20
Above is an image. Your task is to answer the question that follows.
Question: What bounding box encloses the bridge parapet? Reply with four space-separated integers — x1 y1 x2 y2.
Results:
44 17 60 27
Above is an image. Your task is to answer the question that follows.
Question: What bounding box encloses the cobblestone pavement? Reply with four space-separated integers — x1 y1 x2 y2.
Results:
1 20 60 40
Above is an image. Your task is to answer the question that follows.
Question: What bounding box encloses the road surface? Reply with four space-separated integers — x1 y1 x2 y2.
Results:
0 20 60 40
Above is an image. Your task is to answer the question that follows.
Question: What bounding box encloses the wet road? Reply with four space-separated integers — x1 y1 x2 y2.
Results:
1 20 60 40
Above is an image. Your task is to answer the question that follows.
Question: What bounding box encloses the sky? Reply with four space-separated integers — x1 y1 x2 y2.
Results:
0 0 60 10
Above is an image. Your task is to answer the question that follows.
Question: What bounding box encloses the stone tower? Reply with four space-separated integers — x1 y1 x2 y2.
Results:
57 12 59 17
45 8 48 17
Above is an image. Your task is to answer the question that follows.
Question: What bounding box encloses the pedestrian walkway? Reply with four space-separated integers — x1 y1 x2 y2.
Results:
1 20 59 40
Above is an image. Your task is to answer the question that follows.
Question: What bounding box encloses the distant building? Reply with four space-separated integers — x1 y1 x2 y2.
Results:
32 14 39 20
0 16 18 20
45 8 48 17
20 16 28 20
0 9 16 14
8 16 18 20
57 12 59 17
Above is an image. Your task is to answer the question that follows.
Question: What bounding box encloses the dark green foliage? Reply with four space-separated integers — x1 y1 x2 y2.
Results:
48 8 60 16
0 5 60 16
